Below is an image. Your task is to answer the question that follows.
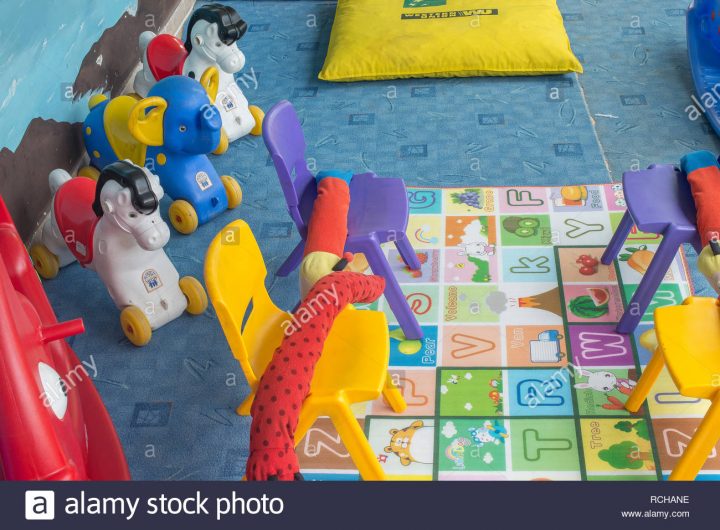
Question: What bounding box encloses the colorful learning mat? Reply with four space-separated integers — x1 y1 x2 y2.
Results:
295 183 720 481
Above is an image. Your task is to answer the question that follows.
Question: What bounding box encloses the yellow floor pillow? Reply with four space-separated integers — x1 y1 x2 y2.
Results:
319 0 583 82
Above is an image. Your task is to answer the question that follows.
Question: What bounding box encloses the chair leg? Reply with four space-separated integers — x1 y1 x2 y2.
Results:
625 348 665 413
616 232 682 334
363 240 423 340
293 407 317 448
383 371 408 413
394 235 421 271
330 403 385 481
236 391 255 416
601 210 634 265
670 392 720 480
276 240 305 277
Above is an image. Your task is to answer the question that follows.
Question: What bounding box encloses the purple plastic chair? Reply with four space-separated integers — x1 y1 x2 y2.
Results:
601 164 701 334
263 100 423 340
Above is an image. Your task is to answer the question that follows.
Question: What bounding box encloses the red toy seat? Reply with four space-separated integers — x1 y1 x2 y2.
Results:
0 196 129 481
53 177 98 266
147 33 188 81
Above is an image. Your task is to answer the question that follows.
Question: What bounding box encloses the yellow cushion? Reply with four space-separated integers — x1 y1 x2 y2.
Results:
319 0 583 82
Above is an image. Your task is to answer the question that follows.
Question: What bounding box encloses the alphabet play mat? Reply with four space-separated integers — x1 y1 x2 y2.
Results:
295 183 720 481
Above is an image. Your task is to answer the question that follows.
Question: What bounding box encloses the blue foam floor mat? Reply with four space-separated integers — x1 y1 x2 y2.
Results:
43 0 719 479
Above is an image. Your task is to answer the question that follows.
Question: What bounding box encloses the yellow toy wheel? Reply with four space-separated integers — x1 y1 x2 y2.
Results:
221 175 242 209
168 200 199 234
249 105 264 136
179 276 208 315
30 244 60 280
77 165 100 181
212 129 229 155
120 306 152 346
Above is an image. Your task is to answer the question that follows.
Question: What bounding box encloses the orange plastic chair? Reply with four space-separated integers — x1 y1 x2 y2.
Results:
626 296 720 480
204 220 406 480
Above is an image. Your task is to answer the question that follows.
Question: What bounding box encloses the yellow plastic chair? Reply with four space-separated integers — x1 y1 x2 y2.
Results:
626 296 720 480
204 220 407 480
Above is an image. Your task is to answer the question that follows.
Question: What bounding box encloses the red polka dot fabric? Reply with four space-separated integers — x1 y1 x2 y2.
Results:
246 271 385 480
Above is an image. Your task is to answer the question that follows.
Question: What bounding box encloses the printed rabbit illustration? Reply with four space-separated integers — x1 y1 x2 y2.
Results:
573 368 636 395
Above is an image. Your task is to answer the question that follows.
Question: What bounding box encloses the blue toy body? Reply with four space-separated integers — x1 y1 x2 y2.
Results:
144 76 227 224
82 74 237 232
688 0 720 136
146 148 228 224
83 99 117 170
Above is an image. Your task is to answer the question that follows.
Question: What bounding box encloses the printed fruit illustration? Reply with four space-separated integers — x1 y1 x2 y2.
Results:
346 252 370 273
576 254 599 266
588 287 610 305
398 252 428 278
575 253 599 275
451 189 483 210
503 216 540 238
561 185 588 202
568 288 610 319
390 328 422 355
619 245 654 274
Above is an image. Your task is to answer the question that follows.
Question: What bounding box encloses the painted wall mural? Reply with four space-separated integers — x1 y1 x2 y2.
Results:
0 0 181 238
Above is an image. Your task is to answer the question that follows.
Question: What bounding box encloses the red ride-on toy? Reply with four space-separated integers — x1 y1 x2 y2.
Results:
0 196 129 480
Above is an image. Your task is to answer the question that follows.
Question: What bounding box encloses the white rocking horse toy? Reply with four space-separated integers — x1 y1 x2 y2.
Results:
30 169 80 279
133 3 263 153
35 160 208 346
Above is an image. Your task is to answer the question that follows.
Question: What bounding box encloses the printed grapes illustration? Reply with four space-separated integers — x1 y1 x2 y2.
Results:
451 189 483 210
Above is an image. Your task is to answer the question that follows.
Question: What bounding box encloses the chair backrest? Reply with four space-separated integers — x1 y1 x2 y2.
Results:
262 100 315 232
204 220 286 387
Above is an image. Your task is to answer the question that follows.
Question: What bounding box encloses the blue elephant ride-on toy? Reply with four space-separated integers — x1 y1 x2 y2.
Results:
81 67 242 234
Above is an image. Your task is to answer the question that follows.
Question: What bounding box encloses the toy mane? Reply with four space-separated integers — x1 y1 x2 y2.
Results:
184 3 247 52
91 161 158 218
